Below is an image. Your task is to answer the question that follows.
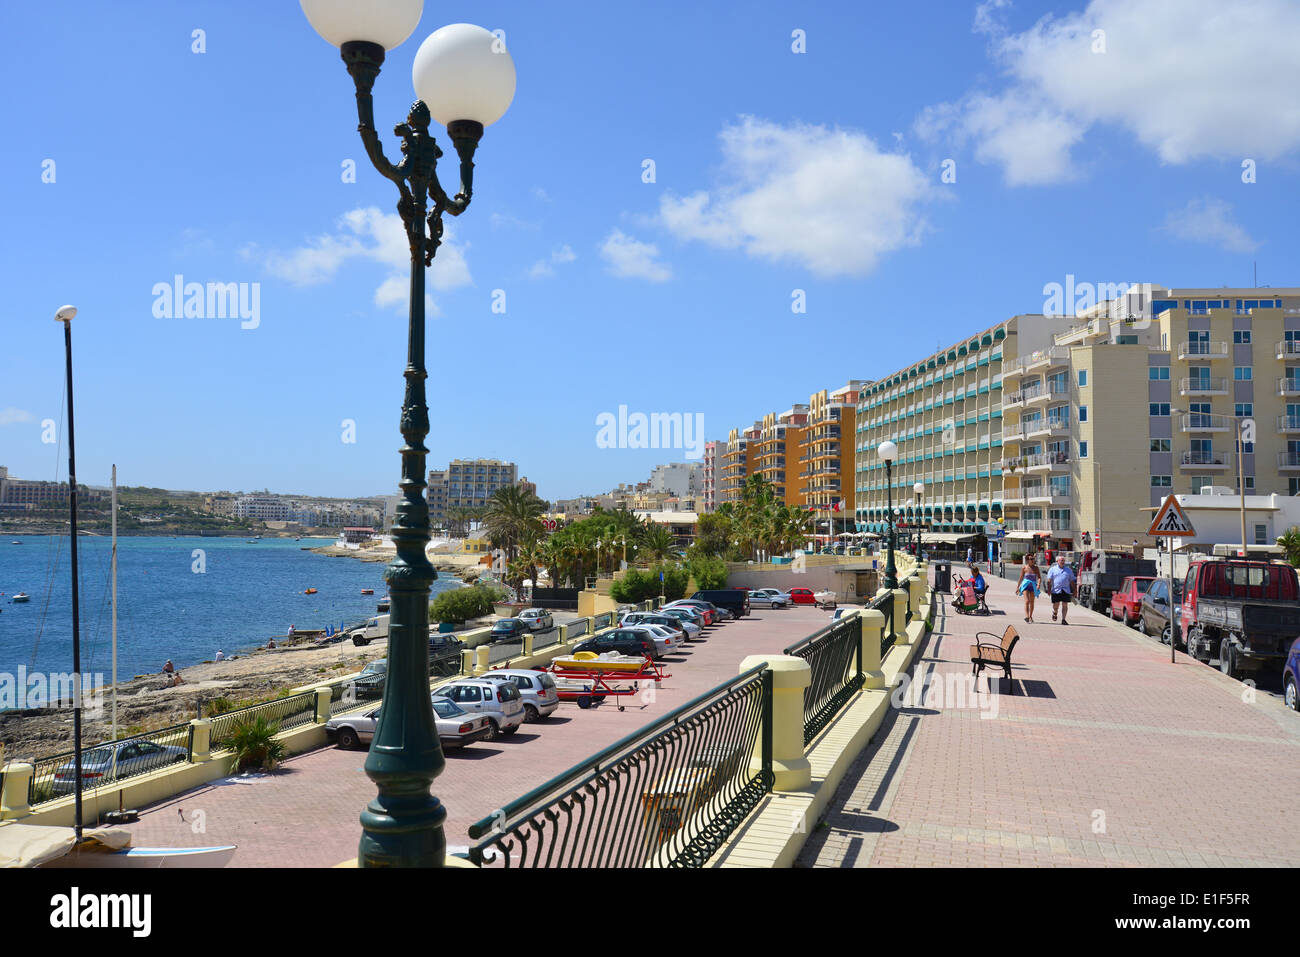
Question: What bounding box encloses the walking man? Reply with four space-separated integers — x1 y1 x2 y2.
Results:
1047 554 1076 625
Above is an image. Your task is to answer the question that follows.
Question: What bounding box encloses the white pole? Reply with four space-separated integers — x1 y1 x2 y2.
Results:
1168 531 1175 664
111 464 118 742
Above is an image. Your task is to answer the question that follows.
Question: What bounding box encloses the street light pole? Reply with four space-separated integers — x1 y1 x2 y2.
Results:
302 5 515 868
879 441 898 589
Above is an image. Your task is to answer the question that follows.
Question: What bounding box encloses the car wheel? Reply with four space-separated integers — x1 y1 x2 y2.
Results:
1285 675 1298 711
1161 624 1172 645
336 728 360 750
1219 644 1240 680
482 720 499 742
1136 616 1147 635
523 704 539 723
500 723 519 736
1108 605 1118 620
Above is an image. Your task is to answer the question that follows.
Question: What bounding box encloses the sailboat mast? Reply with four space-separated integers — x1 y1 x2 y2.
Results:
112 464 117 744
58 308 83 841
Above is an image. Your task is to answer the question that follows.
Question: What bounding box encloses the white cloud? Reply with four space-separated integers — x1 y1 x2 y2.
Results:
0 408 35 426
599 230 672 282
1161 197 1260 254
533 187 552 203
254 207 471 312
659 116 932 278
918 0 1300 185
528 244 577 279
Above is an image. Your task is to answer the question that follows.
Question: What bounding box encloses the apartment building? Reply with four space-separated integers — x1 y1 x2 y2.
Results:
233 495 291 521
754 406 808 503
856 284 1300 553
701 441 722 513
720 424 760 504
802 381 868 513
648 462 702 499
426 458 519 524
0 466 106 507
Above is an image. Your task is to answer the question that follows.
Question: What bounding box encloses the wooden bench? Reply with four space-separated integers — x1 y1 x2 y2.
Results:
970 625 1019 685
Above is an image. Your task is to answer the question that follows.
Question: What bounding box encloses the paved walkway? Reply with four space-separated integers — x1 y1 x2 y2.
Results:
119 605 834 867
799 569 1300 867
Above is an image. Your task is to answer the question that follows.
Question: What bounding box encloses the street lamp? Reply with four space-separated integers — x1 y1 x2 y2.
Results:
302 1 515 868
913 481 925 557
878 440 898 589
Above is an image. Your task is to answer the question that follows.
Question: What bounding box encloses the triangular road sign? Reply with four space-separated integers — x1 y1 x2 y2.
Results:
1148 495 1197 537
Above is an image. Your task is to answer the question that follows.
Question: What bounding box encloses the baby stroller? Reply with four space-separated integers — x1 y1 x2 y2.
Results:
951 575 990 615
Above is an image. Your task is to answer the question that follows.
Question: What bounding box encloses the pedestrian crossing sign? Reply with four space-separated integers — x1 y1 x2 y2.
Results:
1148 495 1196 537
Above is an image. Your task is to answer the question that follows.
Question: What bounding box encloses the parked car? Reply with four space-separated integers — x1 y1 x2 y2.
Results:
1136 579 1182 645
754 587 791 602
788 587 818 605
658 606 706 631
352 659 388 698
51 740 188 795
572 629 658 660
1180 559 1300 679
692 589 750 618
621 611 698 640
624 623 677 656
481 669 559 722
1108 576 1155 625
1283 637 1300 711
747 590 789 609
1077 555 1158 611
517 608 554 632
325 698 492 751
432 678 525 739
428 635 465 676
489 618 529 643
350 613 391 647
664 599 720 624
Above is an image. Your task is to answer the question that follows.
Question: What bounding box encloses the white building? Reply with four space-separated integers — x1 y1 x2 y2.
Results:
648 463 702 499
1143 488 1300 557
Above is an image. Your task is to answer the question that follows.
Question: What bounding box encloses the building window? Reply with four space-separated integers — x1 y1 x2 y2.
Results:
1148 367 1169 380
1234 330 1252 344
1191 476 1214 493
1255 524 1267 545
1151 475 1172 487
1149 403 1171 416
1150 439 1171 452
1290 477 1300 496
1077 370 1087 387
1079 441 1088 458
1235 402 1253 418
1234 366 1252 380
1079 406 1088 422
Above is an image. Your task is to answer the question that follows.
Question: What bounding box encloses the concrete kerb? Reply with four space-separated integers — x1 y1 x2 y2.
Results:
707 591 930 868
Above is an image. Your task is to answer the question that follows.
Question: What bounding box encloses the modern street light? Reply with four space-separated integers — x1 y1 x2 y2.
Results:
301 1 515 868
913 481 925 557
878 440 898 589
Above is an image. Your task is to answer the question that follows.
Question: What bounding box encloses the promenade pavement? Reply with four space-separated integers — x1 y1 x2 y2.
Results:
798 569 1300 867
119 605 835 867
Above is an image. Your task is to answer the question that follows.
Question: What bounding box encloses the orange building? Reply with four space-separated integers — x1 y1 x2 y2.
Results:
721 423 760 504
756 406 809 505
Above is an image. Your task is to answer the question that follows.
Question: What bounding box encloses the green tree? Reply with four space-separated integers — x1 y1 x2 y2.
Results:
484 485 545 561
1278 526 1300 566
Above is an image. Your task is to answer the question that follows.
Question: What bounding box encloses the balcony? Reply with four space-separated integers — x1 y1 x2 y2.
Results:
1179 450 1232 470
1278 340 1300 360
1280 452 1300 471
1025 487 1071 506
1179 413 1230 433
1025 451 1070 471
1279 415 1300 433
1024 347 1070 371
1019 518 1072 533
1177 340 1229 360
1278 378 1300 396
1178 377 1228 396
1021 417 1071 439
1025 384 1070 407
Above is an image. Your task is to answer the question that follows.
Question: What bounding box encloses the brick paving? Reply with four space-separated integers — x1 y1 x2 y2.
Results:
799 569 1300 867
119 606 832 867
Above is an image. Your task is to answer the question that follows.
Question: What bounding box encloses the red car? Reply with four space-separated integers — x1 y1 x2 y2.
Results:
788 587 817 605
1109 576 1154 625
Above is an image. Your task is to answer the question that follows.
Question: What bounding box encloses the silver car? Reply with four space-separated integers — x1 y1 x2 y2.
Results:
622 624 677 657
517 608 554 632
481 669 559 722
51 739 188 795
747 590 789 609
325 698 493 751
432 678 525 740
621 611 699 641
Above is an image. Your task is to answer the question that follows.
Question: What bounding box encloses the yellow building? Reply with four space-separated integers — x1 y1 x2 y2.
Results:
755 406 808 504
802 381 868 516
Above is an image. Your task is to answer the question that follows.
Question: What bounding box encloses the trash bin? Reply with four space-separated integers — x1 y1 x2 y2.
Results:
934 561 952 594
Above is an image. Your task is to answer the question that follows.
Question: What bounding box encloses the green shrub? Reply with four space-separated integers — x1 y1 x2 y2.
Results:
230 716 287 772
687 555 728 590
430 584 498 623
610 565 688 603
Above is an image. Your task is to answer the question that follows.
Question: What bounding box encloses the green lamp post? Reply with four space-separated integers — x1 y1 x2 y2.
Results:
878 440 898 589
301 1 515 867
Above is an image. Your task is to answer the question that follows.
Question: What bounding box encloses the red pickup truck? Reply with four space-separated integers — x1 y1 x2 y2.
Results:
1108 576 1155 625
1180 559 1300 679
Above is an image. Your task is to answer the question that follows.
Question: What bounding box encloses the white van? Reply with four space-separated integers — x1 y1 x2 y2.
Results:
350 614 391 647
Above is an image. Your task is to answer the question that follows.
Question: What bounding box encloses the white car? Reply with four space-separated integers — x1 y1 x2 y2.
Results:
747 590 789 609
517 608 554 632
620 611 700 641
754 588 791 602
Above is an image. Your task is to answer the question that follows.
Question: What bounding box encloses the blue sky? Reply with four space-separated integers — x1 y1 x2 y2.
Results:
3 0 1298 502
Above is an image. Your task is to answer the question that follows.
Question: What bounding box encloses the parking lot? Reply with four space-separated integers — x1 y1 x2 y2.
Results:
117 604 835 867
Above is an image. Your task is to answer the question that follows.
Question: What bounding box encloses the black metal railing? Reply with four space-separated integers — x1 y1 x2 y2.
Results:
28 721 193 807
467 666 773 868
875 590 897 658
564 618 589 641
784 615 863 744
593 611 614 630
207 691 318 754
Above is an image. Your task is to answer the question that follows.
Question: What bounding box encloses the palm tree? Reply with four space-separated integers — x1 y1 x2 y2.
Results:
641 522 679 562
484 485 544 561
1278 526 1300 566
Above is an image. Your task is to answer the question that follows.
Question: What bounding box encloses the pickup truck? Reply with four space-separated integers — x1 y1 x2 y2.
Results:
1179 559 1300 679
350 614 390 647
1078 555 1158 611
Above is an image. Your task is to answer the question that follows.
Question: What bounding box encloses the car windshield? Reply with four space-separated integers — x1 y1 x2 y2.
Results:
493 620 517 629
431 699 464 718
363 661 387 674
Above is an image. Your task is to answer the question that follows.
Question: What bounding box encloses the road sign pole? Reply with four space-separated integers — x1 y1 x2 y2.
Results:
1168 534 1175 665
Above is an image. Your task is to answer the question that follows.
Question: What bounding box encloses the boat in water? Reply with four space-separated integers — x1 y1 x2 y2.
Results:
304 587 318 595
360 588 374 595
11 593 30 603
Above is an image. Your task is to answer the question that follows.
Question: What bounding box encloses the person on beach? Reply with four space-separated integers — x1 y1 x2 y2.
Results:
288 624 295 638
1017 558 1041 623
266 637 277 650
1047 554 1076 625
162 660 175 675
214 649 225 662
